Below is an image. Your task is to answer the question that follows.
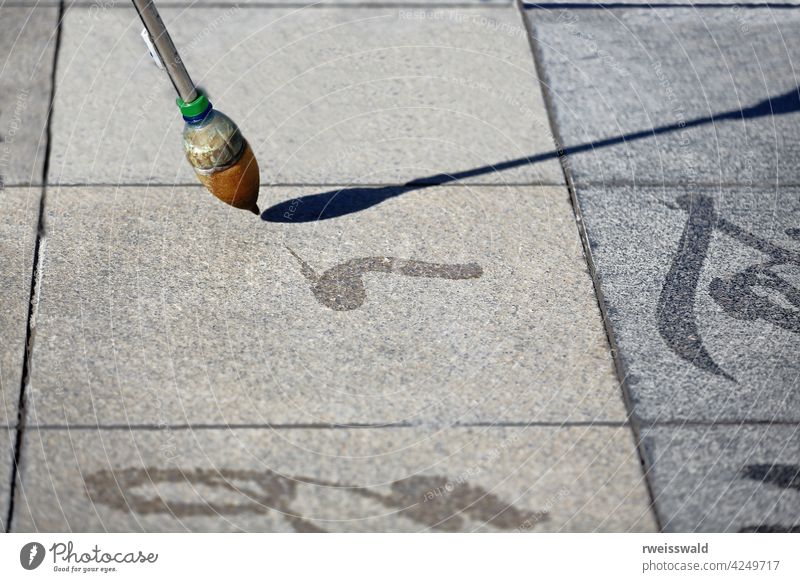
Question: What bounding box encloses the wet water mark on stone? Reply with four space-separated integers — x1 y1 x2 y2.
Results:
515 486 569 533
286 246 483 311
658 194 800 380
737 463 799 532
424 430 531 503
742 463 800 491
739 524 800 533
84 467 547 532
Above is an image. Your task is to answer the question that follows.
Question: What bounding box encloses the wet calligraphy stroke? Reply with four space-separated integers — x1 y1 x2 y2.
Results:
84 467 547 532
658 194 800 380
286 246 483 311
737 463 800 532
742 463 800 492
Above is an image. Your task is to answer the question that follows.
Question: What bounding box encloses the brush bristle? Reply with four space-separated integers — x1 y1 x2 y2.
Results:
195 141 260 214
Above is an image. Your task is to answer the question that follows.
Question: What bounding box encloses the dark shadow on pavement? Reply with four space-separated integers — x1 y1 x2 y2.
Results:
262 88 800 223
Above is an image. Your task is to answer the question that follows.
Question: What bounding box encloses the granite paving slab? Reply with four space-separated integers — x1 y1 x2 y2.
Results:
18 0 796 7
577 184 800 423
526 6 800 186
1 429 14 532
526 1 800 5
3 1 60 5
0 188 41 427
59 0 514 5
641 424 800 532
0 6 58 187
20 0 791 6
49 6 562 186
12 426 656 532
24 183 625 426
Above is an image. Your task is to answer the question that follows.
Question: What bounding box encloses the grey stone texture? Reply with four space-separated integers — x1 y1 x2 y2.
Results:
0 188 40 427
14 0 798 535
49 6 562 186
60 0 513 5
0 7 52 427
527 6 800 186
577 185 800 423
13 426 656 532
0 428 13 532
0 6 57 186
527 2 800 532
25 184 626 426
642 424 800 532
526 1 800 5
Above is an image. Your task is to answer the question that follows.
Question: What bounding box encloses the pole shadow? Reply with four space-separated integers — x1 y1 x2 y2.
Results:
262 88 800 223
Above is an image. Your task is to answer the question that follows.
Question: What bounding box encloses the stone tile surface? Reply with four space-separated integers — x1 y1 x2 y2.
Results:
14 1 515 5
0 6 57 186
642 424 800 532
25 183 624 426
13 426 655 532
3 1 57 5
61 0 513 5
14 1 512 6
0 188 40 427
1 429 14 532
50 6 562 186
526 1 800 5
527 7 800 185
39 0 797 5
577 185 800 423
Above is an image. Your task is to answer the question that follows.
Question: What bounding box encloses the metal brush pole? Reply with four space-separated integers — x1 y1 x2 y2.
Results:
131 0 198 103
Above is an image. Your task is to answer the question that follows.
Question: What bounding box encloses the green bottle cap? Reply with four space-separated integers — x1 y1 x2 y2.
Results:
176 91 211 119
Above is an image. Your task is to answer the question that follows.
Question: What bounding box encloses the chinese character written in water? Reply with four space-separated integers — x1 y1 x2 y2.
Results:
658 194 800 380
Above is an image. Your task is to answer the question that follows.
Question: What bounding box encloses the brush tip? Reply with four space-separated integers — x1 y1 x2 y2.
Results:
195 142 261 214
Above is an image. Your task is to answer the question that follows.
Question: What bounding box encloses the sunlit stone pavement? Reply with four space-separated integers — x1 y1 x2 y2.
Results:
1 0 798 532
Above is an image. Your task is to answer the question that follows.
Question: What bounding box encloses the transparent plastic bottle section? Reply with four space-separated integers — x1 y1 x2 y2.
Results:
181 108 245 173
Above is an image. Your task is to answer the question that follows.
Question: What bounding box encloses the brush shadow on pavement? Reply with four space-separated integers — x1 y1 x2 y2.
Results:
262 87 800 223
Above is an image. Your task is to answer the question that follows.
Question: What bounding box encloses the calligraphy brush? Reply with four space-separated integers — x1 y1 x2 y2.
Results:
132 0 260 214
